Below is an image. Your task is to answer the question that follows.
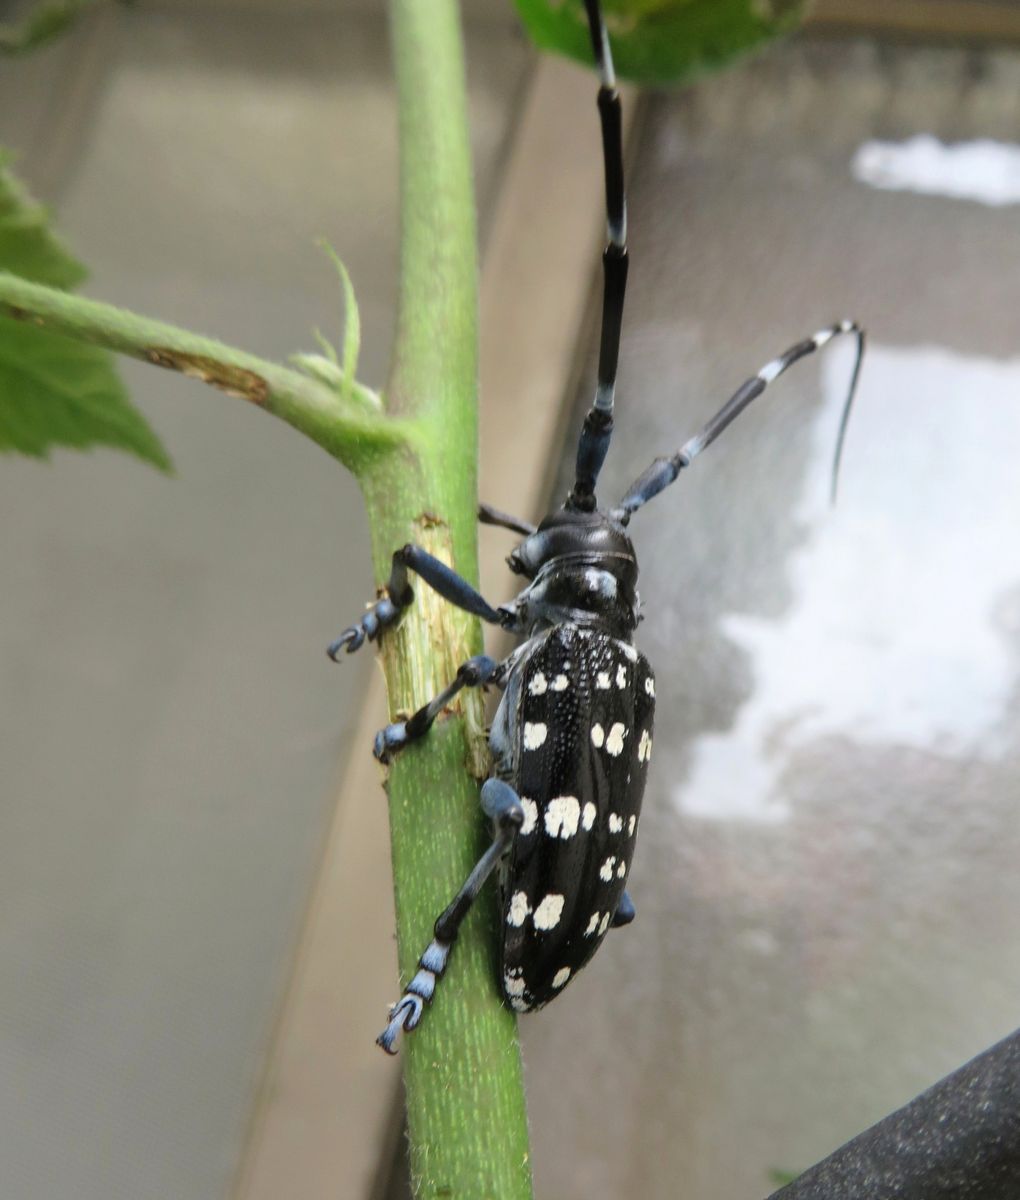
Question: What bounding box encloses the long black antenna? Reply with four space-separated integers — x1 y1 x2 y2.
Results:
566 0 628 512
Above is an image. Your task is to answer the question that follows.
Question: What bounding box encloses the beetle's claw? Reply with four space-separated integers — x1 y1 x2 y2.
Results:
326 626 364 661
376 994 424 1055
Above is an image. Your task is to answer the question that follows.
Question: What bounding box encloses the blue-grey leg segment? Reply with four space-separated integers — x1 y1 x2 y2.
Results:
327 543 507 660
373 654 504 764
610 322 865 523
377 778 524 1054
612 890 635 928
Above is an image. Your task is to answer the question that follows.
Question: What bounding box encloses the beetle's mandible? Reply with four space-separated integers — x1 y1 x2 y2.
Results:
328 0 865 1054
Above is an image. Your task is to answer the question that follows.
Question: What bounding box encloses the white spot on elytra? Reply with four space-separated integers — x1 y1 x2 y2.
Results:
582 801 596 831
638 729 652 763
619 642 638 662
645 676 655 698
591 723 605 748
617 860 626 878
519 797 538 836
606 722 627 756
584 912 600 936
628 814 637 836
523 722 547 750
534 893 565 930
504 972 526 998
596 671 611 689
599 856 616 882
544 795 580 839
609 813 623 833
552 966 571 989
508 891 530 927
551 674 569 691
510 995 529 1012
616 665 627 689
528 672 548 696
598 913 611 936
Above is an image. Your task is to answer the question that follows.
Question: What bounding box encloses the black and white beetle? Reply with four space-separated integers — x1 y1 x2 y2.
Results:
329 0 865 1054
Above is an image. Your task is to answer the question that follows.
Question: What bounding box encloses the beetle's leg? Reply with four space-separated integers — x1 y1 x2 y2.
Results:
611 890 635 928
610 322 866 523
327 543 507 660
477 502 536 537
373 654 505 764
377 779 523 1054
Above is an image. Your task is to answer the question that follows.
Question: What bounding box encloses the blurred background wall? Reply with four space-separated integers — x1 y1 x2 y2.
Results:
2 2 1020 1198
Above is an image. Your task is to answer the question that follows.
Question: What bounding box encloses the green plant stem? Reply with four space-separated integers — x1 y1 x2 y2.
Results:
353 0 534 1196
0 271 404 471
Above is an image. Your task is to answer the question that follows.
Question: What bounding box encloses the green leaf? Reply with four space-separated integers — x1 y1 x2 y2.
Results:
513 0 807 85
318 240 361 408
0 0 97 56
0 156 172 470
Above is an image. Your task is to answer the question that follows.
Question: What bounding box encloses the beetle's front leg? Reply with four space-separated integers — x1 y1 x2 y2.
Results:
327 544 508 660
377 778 523 1054
374 654 505 764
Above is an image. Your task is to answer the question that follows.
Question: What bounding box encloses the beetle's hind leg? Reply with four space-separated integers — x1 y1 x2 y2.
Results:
377 778 523 1054
327 543 508 659
373 654 505 763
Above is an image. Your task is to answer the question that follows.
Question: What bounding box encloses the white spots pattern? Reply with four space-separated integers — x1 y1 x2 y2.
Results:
508 891 530 927
552 967 571 989
645 676 655 697
596 671 611 690
523 721 547 750
628 814 637 836
582 801 597 831
617 860 626 878
616 665 627 689
606 722 627 757
528 672 548 696
534 893 565 930
619 642 638 662
609 813 623 834
551 674 569 691
584 912 600 936
510 995 529 1012
591 723 605 749
544 795 581 839
504 971 526 998
638 729 652 763
598 913 611 936
600 856 617 882
519 797 538 836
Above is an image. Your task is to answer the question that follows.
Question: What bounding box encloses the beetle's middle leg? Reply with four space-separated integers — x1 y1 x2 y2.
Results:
373 654 505 764
377 778 523 1054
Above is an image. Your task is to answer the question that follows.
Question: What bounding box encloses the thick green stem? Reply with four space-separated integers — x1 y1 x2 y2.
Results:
355 0 534 1196
0 271 406 471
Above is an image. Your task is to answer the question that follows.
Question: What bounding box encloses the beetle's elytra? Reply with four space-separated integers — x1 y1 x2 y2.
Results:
329 0 864 1054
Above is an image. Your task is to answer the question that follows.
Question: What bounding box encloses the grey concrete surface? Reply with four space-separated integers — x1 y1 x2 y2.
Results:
521 37 1020 1200
0 7 527 1199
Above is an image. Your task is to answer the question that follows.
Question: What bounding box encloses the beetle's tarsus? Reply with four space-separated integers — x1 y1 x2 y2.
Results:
376 994 423 1055
374 722 408 763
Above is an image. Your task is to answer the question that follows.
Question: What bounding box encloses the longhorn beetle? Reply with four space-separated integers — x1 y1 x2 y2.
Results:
329 0 865 1054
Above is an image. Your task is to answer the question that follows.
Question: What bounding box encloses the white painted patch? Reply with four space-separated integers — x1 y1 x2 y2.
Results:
605 722 627 756
616 665 627 689
551 674 569 691
552 966 571 989
544 795 581 839
504 972 526 998
617 860 626 878
519 797 538 836
534 893 565 930
584 912 600 936
523 722 547 750
596 671 611 690
507 891 530 927
638 729 652 763
528 672 548 696
582 801 597 831
852 135 1020 207
627 814 637 836
608 813 623 834
618 642 638 662
598 913 611 936
590 723 605 749
645 676 655 698
599 856 616 882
